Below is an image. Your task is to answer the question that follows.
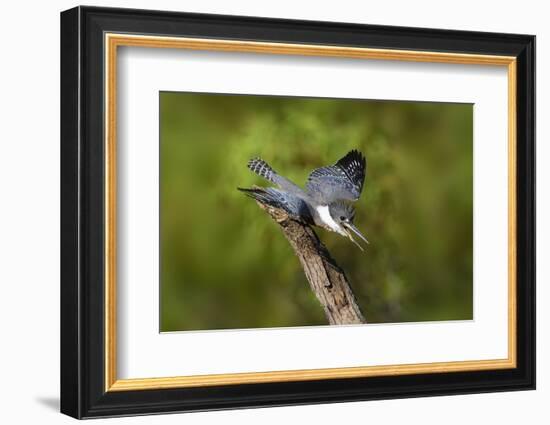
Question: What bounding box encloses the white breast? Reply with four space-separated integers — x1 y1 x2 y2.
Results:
316 205 344 235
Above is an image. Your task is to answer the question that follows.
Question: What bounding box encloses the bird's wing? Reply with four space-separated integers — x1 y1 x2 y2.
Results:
237 187 313 223
306 150 366 204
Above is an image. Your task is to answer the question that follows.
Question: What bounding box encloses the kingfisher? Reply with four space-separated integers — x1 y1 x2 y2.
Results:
238 150 369 250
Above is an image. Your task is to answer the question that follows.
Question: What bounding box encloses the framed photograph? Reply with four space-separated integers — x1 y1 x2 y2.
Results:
60 6 535 419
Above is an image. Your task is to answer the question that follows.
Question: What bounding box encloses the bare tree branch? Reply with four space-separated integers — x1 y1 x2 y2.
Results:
256 201 366 325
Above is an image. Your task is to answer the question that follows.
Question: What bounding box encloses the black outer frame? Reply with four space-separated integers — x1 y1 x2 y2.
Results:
60 5 535 419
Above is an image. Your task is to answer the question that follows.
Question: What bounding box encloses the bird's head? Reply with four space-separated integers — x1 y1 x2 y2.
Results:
329 201 369 250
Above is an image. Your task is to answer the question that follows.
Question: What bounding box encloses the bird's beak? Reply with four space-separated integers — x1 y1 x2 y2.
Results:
342 222 369 250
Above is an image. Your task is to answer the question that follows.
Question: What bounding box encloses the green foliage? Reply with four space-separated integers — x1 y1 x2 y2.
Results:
160 92 473 331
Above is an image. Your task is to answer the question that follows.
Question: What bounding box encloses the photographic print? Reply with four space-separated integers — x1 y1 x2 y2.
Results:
160 92 473 332
61 8 535 417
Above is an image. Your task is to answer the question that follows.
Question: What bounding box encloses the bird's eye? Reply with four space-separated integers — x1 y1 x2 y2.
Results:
340 216 345 221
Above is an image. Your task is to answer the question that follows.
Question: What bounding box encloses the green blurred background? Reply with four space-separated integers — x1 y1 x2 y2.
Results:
160 92 473 332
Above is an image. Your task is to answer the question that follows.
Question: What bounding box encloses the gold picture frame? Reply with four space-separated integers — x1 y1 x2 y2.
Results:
104 33 518 392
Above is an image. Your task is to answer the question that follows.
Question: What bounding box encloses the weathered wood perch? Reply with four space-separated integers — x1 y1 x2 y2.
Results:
256 201 366 325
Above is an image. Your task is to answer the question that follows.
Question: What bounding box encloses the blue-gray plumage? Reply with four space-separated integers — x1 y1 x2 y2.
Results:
238 150 369 250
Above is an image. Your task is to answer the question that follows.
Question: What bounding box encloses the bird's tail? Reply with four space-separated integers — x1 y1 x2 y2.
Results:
247 158 278 184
